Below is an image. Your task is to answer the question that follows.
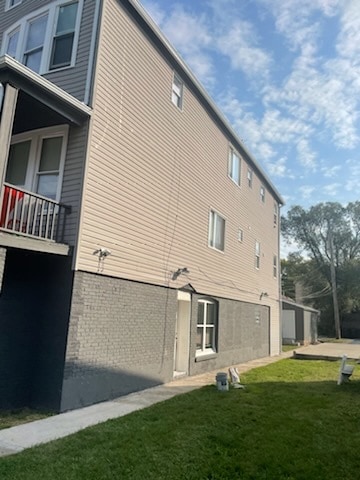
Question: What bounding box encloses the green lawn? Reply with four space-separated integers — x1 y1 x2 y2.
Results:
1 359 360 480
0 410 51 431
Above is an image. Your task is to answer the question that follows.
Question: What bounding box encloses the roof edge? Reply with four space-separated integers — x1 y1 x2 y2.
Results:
0 55 92 120
126 0 284 205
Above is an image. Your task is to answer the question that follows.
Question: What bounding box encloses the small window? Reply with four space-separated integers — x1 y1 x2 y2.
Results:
260 186 266 203
238 228 243 242
255 241 260 269
247 168 253 188
171 73 183 109
196 299 218 355
273 255 277 278
274 202 278 225
6 0 22 10
228 146 241 186
208 210 225 252
6 29 20 57
50 2 79 70
23 14 48 73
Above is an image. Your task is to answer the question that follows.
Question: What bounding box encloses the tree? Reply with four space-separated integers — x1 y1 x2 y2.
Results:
282 202 360 337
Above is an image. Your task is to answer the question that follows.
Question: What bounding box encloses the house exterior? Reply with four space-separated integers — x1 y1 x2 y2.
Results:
282 298 319 346
0 0 284 412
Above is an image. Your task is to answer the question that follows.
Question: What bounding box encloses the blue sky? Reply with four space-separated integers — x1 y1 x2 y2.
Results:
139 0 360 216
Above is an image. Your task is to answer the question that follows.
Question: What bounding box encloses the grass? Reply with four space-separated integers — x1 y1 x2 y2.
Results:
282 344 299 352
318 337 353 343
0 409 52 431
1 359 360 479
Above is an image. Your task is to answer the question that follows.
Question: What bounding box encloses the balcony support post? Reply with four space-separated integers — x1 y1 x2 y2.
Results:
0 84 18 189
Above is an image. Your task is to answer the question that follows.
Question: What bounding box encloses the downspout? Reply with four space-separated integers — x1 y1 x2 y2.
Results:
84 0 102 106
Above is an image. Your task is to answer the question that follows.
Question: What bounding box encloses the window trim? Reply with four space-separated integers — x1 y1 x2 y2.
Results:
255 241 261 270
208 209 226 252
2 0 83 74
274 202 278 225
171 73 184 110
228 146 241 186
247 168 253 188
5 0 22 11
273 255 277 278
196 298 218 357
260 185 266 203
7 125 69 202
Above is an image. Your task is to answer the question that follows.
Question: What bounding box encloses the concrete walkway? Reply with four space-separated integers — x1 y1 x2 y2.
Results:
0 349 295 458
293 341 360 360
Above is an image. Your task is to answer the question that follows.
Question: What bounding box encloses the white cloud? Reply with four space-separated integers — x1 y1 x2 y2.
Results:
259 0 341 50
321 165 341 178
336 1 360 59
299 185 316 199
217 22 272 78
296 139 317 170
322 183 341 196
265 157 292 178
263 43 359 149
345 159 360 192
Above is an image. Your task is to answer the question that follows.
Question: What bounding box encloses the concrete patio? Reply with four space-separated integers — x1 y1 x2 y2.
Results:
293 341 360 361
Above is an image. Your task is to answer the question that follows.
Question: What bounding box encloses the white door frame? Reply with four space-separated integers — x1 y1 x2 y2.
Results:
174 291 191 375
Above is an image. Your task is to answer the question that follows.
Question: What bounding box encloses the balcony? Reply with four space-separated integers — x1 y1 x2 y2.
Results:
0 183 70 243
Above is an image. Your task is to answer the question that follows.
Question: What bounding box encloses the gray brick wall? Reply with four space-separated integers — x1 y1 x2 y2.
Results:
60 272 272 411
0 247 6 293
189 294 270 376
60 271 177 411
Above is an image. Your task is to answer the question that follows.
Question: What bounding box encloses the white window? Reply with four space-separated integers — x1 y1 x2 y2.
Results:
247 168 253 188
255 241 260 269
6 28 20 58
2 0 82 74
273 255 277 278
5 0 22 10
274 202 278 225
196 299 217 355
260 185 265 203
23 14 48 73
228 146 241 185
5 126 68 201
50 2 79 70
171 73 183 109
208 210 225 252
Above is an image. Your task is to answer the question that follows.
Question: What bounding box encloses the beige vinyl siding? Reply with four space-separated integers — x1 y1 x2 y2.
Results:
0 0 95 102
76 0 281 352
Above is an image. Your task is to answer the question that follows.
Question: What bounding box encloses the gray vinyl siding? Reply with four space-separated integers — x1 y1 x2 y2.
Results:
44 0 96 101
0 0 96 102
76 0 281 353
60 122 89 246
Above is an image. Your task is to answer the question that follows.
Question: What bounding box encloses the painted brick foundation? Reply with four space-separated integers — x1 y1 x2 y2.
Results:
60 271 177 411
61 271 272 411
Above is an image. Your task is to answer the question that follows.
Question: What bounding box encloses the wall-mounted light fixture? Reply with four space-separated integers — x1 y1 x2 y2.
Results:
260 292 268 300
93 247 111 258
172 267 189 281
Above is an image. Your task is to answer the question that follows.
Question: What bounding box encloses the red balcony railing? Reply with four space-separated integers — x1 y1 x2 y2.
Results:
0 183 71 242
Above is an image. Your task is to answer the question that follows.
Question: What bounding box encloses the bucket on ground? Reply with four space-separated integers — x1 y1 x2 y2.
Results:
216 372 229 391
